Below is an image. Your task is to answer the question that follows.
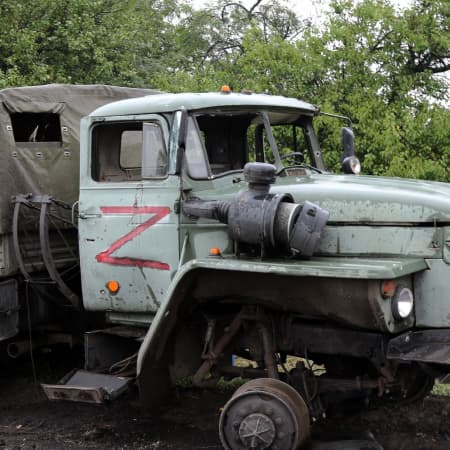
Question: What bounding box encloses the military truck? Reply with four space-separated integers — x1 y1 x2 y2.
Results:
0 84 155 356
75 87 450 449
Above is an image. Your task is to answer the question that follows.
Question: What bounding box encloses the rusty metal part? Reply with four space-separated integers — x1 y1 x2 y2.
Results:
7 340 36 359
7 333 76 359
315 377 383 393
201 318 216 358
386 364 435 405
276 320 387 369
238 413 276 448
258 323 279 380
192 311 243 386
12 194 80 309
289 360 320 417
41 369 130 404
387 329 450 365
379 363 396 383
219 378 310 450
84 328 142 372
0 279 19 341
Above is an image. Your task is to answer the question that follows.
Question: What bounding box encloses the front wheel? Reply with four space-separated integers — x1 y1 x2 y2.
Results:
219 378 310 450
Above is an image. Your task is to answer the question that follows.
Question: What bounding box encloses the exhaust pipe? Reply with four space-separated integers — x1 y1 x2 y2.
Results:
7 340 35 359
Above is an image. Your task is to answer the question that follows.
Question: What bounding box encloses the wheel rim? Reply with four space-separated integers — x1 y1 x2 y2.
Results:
219 378 310 450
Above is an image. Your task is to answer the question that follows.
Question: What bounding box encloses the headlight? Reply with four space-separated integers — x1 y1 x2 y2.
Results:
391 286 414 320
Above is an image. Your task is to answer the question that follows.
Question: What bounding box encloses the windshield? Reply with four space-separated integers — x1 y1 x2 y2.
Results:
184 108 324 179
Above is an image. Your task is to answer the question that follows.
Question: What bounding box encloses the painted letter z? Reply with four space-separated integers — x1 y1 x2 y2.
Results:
95 206 171 271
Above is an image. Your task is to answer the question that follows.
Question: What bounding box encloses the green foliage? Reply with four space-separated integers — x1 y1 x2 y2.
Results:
0 0 186 87
432 381 450 396
0 0 448 181
160 1 449 179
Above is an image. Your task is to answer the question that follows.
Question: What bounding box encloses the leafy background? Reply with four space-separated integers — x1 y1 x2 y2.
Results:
1 0 448 179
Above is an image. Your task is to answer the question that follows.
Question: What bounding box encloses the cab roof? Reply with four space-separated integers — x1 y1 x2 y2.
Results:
90 92 319 117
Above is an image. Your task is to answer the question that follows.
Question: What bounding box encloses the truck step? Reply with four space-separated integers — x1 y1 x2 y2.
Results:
41 369 130 404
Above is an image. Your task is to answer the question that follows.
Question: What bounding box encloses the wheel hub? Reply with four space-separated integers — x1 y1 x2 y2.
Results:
219 378 310 450
238 413 276 449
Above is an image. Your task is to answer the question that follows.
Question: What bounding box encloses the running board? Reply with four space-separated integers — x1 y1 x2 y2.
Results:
41 369 130 404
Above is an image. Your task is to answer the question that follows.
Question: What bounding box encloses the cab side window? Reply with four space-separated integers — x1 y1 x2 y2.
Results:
92 121 167 182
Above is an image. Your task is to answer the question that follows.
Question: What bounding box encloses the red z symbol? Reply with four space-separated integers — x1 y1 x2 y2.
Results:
95 206 171 271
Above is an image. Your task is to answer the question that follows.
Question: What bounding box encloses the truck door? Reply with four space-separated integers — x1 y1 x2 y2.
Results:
78 116 179 324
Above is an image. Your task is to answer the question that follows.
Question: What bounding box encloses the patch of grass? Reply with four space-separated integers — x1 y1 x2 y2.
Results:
174 376 194 388
174 374 247 392
217 376 247 392
432 381 450 396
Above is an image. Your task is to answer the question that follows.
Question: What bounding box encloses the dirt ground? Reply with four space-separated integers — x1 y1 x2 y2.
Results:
1 352 449 450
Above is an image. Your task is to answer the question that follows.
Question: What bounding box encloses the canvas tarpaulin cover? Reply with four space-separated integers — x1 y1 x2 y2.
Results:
0 84 156 235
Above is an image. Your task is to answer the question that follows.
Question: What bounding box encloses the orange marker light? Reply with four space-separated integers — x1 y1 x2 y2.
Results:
381 280 396 298
209 247 222 256
107 280 120 294
221 85 232 94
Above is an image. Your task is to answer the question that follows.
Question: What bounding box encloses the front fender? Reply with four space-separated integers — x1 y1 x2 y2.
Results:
137 255 427 376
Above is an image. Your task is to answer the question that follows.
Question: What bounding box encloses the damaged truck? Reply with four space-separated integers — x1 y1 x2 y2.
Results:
5 85 450 449
71 88 450 449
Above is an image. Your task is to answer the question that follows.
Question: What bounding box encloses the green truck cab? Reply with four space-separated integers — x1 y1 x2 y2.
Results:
78 90 450 449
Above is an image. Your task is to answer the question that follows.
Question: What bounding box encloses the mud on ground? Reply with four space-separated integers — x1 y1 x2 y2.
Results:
1 352 449 449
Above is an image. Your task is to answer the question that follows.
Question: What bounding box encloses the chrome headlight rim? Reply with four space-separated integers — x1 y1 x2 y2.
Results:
391 285 414 321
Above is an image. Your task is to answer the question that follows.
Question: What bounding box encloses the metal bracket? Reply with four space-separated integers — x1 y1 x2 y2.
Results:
387 329 450 365
11 194 80 309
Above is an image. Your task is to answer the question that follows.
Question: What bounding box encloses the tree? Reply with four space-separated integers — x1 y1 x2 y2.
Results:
0 0 185 87
179 0 450 179
307 0 450 177
1 0 448 181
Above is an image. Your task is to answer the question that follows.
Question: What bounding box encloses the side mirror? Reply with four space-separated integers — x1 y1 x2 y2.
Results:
340 127 360 174
341 156 361 175
341 127 355 157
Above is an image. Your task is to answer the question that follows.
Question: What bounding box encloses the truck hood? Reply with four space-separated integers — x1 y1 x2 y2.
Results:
272 173 450 224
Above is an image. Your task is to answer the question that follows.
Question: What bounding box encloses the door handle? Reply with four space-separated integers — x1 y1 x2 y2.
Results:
78 213 101 219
